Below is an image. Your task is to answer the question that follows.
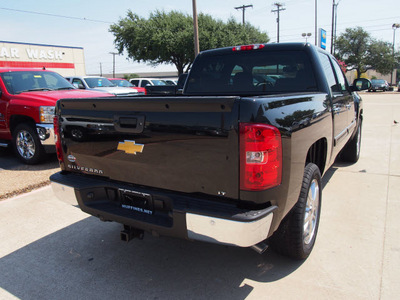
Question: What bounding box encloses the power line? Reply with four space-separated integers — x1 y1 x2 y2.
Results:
0 7 113 24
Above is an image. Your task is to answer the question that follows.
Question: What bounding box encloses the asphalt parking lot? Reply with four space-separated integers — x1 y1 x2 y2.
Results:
0 92 399 299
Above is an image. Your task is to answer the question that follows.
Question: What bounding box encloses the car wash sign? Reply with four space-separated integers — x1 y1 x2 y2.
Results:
0 41 81 69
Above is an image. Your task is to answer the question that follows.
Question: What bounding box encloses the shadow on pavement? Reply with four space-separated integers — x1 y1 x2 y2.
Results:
0 216 304 299
323 155 363 189
0 147 58 171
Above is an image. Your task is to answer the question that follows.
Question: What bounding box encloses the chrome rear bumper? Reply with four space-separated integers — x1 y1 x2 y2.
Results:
50 178 275 248
186 212 273 247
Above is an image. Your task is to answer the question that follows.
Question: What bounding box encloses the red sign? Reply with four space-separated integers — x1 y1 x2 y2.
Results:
0 61 75 69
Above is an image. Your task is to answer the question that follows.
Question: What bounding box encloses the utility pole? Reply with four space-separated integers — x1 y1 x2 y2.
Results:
272 3 285 43
234 4 253 25
99 63 102 77
109 52 118 78
192 0 200 57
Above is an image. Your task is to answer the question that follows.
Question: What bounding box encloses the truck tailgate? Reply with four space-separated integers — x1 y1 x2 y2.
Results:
57 96 240 199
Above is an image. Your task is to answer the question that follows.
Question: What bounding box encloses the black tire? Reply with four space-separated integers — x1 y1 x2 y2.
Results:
341 120 362 163
12 123 45 164
270 163 322 260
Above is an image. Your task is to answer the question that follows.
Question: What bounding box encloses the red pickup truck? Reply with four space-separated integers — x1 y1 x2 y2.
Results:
0 68 112 164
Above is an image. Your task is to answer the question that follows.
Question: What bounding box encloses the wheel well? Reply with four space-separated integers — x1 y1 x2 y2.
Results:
306 138 327 174
9 115 36 134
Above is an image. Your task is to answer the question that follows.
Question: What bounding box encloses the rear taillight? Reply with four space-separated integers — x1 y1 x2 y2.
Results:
240 123 282 191
53 115 63 163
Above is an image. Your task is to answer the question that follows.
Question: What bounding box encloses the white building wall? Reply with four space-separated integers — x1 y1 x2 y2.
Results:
0 41 86 76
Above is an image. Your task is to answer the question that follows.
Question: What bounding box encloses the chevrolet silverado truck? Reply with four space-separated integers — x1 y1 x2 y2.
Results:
50 43 368 259
0 68 112 164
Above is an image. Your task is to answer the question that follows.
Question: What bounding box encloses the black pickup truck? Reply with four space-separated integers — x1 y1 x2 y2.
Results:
50 43 368 259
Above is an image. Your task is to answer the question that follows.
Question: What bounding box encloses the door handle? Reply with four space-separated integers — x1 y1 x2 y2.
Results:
114 115 145 133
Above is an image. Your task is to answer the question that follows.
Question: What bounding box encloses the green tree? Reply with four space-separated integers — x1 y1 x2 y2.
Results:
335 27 398 78
110 10 269 75
123 73 139 80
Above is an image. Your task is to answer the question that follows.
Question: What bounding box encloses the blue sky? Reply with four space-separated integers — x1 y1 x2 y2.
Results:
0 0 399 75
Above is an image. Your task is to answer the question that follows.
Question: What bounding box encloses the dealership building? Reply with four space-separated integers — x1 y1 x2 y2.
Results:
0 41 86 76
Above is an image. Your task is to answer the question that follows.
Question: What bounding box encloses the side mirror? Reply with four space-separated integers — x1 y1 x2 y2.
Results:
352 78 371 91
72 83 85 89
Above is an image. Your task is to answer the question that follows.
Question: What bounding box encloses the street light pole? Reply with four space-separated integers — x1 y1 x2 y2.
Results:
330 0 340 54
391 23 400 86
315 0 318 46
302 33 312 43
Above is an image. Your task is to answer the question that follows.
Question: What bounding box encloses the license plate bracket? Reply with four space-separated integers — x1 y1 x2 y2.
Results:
119 188 153 215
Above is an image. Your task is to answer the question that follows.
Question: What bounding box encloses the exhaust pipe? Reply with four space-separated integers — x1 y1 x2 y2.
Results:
120 225 144 242
251 242 268 254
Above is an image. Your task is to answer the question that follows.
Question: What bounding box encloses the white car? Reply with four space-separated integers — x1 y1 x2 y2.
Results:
164 79 178 86
129 78 168 87
66 76 139 96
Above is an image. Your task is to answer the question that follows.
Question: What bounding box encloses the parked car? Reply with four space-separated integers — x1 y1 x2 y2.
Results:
130 78 168 87
108 78 146 94
163 79 177 86
369 79 389 92
145 74 188 95
65 76 140 96
398 81 400 92
0 68 112 164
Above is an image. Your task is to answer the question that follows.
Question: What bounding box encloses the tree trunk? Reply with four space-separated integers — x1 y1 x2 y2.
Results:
175 64 184 76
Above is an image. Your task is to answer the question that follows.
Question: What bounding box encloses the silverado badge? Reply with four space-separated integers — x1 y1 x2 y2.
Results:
117 140 144 155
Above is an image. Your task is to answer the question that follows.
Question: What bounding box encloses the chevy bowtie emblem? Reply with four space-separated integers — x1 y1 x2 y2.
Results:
117 140 144 155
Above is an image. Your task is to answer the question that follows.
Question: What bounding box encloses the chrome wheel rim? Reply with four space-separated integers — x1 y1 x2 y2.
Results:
303 179 320 245
16 130 35 160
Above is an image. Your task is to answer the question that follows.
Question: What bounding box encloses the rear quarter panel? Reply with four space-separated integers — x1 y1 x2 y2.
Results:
239 93 332 233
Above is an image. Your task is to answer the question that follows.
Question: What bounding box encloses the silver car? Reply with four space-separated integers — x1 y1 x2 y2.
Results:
65 76 140 96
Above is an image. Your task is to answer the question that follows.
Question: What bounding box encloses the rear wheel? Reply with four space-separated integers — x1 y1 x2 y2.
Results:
270 163 322 260
12 123 45 164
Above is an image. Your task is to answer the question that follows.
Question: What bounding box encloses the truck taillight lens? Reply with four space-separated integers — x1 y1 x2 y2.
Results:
53 115 63 163
240 123 282 191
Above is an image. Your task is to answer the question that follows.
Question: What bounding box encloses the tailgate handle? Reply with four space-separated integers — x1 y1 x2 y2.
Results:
114 115 145 133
